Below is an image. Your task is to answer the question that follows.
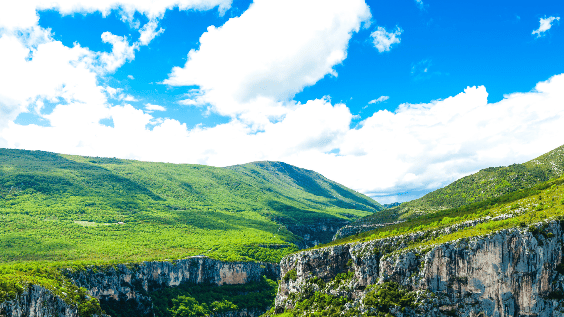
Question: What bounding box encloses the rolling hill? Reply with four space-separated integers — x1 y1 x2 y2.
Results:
0 148 381 265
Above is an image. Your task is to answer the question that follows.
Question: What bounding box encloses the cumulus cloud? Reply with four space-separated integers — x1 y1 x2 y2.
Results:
328 74 564 202
3 74 564 204
165 0 371 121
368 96 389 104
0 0 233 143
532 16 560 37
371 26 402 53
145 103 166 112
0 29 105 133
0 0 232 30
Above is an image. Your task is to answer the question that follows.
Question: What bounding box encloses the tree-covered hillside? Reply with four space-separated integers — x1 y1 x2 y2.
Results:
363 144 564 224
319 171 564 254
0 148 381 265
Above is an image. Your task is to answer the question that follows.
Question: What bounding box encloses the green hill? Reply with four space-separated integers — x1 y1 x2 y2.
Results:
322 171 564 251
362 144 564 224
0 148 381 265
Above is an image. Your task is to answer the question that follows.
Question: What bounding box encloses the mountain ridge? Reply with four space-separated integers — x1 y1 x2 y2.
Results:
0 147 380 265
360 143 564 225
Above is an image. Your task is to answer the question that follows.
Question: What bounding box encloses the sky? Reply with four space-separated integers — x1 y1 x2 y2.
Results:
0 0 563 204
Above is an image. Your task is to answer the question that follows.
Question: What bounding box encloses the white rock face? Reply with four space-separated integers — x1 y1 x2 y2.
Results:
69 256 279 316
0 285 80 317
0 256 279 317
276 220 564 316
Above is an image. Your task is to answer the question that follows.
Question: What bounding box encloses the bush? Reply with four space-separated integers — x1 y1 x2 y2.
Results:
363 282 416 313
283 269 297 282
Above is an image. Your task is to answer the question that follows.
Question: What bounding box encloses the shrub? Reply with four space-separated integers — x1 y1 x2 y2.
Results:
283 269 297 282
363 282 416 313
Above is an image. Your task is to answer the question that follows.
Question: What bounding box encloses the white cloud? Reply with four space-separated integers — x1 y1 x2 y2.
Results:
371 26 402 53
178 99 204 107
532 16 560 37
122 94 138 102
3 74 564 204
0 0 232 30
0 95 23 146
165 0 371 121
104 86 122 98
0 0 230 103
0 0 228 143
127 75 134 80
0 28 105 133
145 103 166 111
138 20 165 46
100 32 136 72
326 74 564 202
368 96 389 104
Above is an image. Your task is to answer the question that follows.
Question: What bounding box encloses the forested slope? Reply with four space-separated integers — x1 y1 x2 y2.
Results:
0 148 380 265
362 144 564 224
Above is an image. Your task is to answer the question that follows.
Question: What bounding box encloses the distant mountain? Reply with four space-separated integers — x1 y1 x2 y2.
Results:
0 148 381 264
362 144 564 224
382 202 401 209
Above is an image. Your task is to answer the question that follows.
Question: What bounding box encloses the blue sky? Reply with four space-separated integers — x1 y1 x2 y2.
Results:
0 0 563 203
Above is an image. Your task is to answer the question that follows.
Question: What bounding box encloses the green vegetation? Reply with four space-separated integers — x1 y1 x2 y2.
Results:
148 276 277 317
267 277 417 316
363 282 416 314
0 149 378 265
0 263 103 316
265 272 358 317
363 144 564 224
292 291 352 316
275 176 564 316
283 269 298 282
270 173 564 316
266 145 564 317
0 148 380 313
319 173 564 253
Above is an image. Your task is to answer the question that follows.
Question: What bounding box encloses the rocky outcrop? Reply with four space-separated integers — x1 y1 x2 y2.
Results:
0 285 79 317
275 220 564 316
68 256 279 316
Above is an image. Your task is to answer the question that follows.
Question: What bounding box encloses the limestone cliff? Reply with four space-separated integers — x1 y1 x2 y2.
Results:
0 285 81 317
275 220 564 316
0 257 279 317
68 256 279 316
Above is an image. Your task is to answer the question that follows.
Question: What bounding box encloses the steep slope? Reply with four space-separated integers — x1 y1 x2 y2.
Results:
227 161 383 245
0 148 380 265
362 143 564 225
227 161 381 214
267 174 564 316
